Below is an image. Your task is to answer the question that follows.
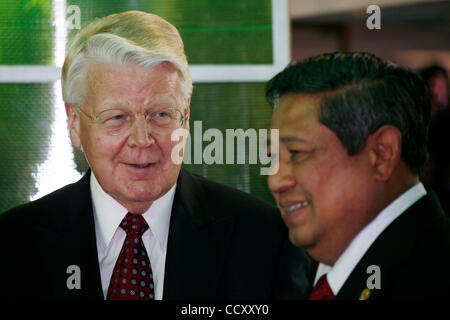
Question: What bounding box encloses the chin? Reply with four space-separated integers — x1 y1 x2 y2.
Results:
289 232 304 247
289 229 315 248
127 189 162 202
111 185 158 202
126 202 154 215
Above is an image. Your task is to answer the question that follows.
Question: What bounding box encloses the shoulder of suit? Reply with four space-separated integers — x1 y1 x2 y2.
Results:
416 194 450 247
419 211 450 252
0 181 79 229
188 172 280 218
388 198 450 288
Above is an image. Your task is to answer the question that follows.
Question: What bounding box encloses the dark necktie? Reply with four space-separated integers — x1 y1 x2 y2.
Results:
107 213 155 300
308 274 335 300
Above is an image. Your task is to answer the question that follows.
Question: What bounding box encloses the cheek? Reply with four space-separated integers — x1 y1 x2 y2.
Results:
153 136 182 175
312 158 370 221
293 157 337 197
80 129 123 161
267 176 276 194
104 137 124 156
294 155 359 216
156 135 178 162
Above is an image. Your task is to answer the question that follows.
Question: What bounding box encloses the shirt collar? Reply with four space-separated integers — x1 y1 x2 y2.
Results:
314 182 427 294
90 171 176 254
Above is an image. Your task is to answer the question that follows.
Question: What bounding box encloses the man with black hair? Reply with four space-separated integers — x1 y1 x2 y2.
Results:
266 52 450 299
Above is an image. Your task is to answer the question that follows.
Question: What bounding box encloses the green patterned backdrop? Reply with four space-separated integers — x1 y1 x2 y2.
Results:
0 0 278 213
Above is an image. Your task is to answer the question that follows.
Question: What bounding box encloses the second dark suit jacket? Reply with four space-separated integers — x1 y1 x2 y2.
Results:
335 192 450 300
0 168 311 300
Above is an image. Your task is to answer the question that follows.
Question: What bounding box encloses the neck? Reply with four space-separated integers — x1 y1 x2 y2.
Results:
116 198 154 214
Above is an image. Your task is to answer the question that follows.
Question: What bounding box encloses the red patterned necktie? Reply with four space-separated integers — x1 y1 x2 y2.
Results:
308 274 335 300
107 213 155 300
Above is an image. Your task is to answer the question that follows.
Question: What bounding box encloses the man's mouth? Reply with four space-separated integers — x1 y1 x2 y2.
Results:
130 163 152 168
125 162 155 169
282 201 310 213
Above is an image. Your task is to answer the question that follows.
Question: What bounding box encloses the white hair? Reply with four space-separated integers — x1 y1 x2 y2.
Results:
62 11 193 107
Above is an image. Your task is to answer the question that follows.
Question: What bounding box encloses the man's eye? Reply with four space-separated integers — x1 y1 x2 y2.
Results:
110 114 126 120
150 109 176 125
289 150 306 161
107 114 126 121
155 112 169 118
103 113 128 126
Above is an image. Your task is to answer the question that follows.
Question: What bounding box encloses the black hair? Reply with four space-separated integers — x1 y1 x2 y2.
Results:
266 52 430 175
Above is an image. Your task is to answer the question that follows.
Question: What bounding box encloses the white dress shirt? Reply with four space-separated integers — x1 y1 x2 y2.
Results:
90 172 175 300
314 182 427 295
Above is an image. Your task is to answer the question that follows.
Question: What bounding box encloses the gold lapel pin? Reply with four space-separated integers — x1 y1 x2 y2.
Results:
359 288 371 300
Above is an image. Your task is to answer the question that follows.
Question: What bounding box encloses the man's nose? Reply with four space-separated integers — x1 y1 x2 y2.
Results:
127 114 154 148
268 160 297 194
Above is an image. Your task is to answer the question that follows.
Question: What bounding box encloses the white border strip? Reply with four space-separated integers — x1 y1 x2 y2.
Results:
0 66 61 83
0 0 289 83
272 0 290 72
190 0 290 82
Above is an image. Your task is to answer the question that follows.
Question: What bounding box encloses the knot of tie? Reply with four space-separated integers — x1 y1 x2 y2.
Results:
120 213 149 236
308 274 335 300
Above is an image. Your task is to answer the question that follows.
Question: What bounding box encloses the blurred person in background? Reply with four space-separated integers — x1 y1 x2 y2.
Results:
421 65 450 216
420 65 449 118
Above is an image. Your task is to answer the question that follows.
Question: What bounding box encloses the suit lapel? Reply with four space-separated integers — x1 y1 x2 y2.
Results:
336 193 444 300
163 169 234 299
32 171 103 299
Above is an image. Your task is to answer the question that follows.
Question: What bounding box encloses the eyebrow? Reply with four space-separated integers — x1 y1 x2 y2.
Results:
144 93 180 106
98 99 178 111
281 136 310 143
267 136 310 146
97 100 129 110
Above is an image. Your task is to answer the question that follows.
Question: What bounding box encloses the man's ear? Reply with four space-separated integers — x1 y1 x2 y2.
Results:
65 103 82 149
368 125 402 181
184 97 191 131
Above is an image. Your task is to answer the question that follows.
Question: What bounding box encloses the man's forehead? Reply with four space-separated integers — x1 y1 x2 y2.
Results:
95 92 177 107
87 61 179 82
85 62 184 106
271 93 322 127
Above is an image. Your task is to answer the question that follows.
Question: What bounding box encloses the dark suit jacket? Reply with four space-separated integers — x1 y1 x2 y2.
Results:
0 168 311 300
335 192 450 300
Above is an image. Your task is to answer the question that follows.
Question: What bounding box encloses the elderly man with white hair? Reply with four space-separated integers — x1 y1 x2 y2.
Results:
0 11 310 300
